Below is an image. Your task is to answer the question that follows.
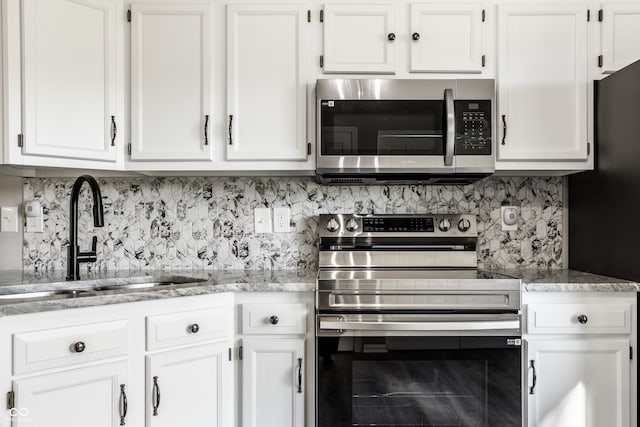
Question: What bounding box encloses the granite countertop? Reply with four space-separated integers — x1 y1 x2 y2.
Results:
496 269 640 292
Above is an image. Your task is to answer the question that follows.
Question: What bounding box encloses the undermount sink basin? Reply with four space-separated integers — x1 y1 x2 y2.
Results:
0 289 98 305
93 278 207 292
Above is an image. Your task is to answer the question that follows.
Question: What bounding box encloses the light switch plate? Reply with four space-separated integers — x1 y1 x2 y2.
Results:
273 207 290 233
501 206 518 231
1 207 19 232
254 208 272 233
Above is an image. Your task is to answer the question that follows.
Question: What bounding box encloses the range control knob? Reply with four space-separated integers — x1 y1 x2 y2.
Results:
438 219 451 232
458 218 472 232
326 218 339 232
345 218 359 232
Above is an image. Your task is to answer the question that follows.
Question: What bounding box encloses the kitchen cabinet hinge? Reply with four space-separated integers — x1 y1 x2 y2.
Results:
481 55 486 67
598 55 603 67
482 9 485 22
320 9 324 23
307 10 311 22
228 347 232 361
587 9 590 22
127 9 131 22
17 134 23 147
631 346 633 360
587 142 591 155
6 390 14 410
598 9 603 21
320 55 324 68
307 142 312 156
238 345 243 360
127 143 132 155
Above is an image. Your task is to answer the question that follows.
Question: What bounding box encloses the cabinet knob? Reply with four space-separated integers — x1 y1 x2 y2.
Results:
412 32 421 41
189 323 200 333
387 33 396 41
269 315 279 325
577 314 588 324
73 341 86 353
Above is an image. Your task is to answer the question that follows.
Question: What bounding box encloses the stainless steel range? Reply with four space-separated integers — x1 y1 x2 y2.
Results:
315 213 522 427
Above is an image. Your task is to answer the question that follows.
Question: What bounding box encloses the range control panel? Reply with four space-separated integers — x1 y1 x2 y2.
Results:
362 217 434 232
455 100 492 155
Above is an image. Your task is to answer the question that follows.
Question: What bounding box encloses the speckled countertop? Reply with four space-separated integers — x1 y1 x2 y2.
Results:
0 268 637 318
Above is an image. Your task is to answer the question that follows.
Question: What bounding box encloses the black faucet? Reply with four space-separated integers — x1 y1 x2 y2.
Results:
66 174 104 281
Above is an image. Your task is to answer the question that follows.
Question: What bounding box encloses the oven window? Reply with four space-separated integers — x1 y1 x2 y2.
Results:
320 100 444 156
317 336 521 427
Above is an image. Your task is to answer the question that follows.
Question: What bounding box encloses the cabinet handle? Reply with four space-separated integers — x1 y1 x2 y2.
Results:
269 315 279 325
297 358 303 393
189 323 200 333
228 115 234 145
73 341 86 353
412 32 420 41
152 376 161 416
119 384 128 425
110 116 117 146
529 360 537 395
501 115 507 145
204 115 209 146
577 314 588 324
387 33 396 41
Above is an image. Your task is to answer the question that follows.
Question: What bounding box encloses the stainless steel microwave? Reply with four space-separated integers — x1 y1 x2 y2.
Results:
315 79 495 185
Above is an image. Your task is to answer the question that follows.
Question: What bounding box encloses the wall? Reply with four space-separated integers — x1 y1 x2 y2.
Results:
0 176 23 270
22 176 564 273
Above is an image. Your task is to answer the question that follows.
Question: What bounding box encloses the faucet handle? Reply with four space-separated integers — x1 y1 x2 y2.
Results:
90 236 97 253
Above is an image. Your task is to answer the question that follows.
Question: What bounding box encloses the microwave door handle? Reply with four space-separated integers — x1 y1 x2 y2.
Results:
444 88 455 167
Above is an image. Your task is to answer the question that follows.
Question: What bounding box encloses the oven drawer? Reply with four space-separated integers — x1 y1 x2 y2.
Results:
13 320 128 375
146 307 231 351
242 303 307 335
526 303 631 335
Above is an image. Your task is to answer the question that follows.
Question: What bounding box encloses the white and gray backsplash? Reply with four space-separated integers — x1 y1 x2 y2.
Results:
22 176 563 273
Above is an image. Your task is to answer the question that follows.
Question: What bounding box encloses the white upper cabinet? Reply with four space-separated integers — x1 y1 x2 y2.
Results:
20 0 120 163
599 3 640 74
226 4 309 162
130 2 213 162
410 3 484 73
322 4 396 74
496 4 589 167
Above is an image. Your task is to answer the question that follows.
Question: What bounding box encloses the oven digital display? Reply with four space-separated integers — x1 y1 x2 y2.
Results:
363 217 434 232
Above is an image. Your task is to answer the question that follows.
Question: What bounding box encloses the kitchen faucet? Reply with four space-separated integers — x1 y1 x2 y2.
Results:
66 174 104 281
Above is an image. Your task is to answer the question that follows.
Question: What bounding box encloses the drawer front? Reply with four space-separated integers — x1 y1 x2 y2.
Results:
242 303 307 335
527 303 631 335
13 320 128 375
146 306 231 351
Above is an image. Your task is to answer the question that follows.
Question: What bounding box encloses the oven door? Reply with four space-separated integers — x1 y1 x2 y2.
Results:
316 314 522 427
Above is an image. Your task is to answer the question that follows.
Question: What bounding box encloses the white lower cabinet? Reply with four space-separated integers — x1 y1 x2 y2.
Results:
146 342 233 427
523 292 636 427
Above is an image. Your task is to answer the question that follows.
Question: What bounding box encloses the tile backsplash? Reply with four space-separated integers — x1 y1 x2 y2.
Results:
23 176 563 272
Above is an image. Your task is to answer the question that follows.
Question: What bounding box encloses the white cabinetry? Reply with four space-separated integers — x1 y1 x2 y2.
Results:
523 292 636 427
2 0 124 170
496 4 590 172
226 4 310 164
129 2 214 164
598 3 640 74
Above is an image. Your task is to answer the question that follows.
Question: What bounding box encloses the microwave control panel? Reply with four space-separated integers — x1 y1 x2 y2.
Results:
455 100 492 155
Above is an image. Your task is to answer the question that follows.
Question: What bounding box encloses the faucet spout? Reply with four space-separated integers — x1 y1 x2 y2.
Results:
66 174 104 281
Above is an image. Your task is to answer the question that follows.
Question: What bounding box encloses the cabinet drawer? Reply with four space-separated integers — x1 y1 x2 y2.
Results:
242 303 307 335
146 307 231 351
13 320 128 375
527 302 631 335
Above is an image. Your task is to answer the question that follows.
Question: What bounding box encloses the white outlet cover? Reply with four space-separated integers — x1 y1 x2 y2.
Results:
501 206 518 231
273 207 290 233
26 206 44 233
1 207 19 233
254 208 272 233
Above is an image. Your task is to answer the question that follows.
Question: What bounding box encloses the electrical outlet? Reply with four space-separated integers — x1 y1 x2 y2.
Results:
26 210 44 233
501 206 518 231
0 207 19 232
273 208 291 233
254 208 272 233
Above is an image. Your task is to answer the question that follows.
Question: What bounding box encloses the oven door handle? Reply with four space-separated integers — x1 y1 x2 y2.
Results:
444 88 455 167
319 319 520 332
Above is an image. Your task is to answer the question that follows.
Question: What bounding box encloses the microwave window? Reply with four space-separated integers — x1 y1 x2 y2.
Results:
320 100 445 156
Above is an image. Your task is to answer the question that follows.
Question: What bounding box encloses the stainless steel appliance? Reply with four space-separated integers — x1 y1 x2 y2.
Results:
316 213 522 427
315 79 495 185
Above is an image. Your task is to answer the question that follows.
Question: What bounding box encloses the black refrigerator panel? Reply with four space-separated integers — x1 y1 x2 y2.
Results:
569 59 640 282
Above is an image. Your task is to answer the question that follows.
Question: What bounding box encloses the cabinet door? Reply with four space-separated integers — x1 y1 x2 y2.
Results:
242 338 305 427
130 3 213 162
146 342 233 427
497 4 588 161
21 0 118 162
526 338 630 427
11 360 128 427
226 4 308 161
410 3 483 73
322 4 396 74
600 3 640 74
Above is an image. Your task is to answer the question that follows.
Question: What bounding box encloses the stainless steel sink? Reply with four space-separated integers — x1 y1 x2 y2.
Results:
0 289 98 305
92 278 207 292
